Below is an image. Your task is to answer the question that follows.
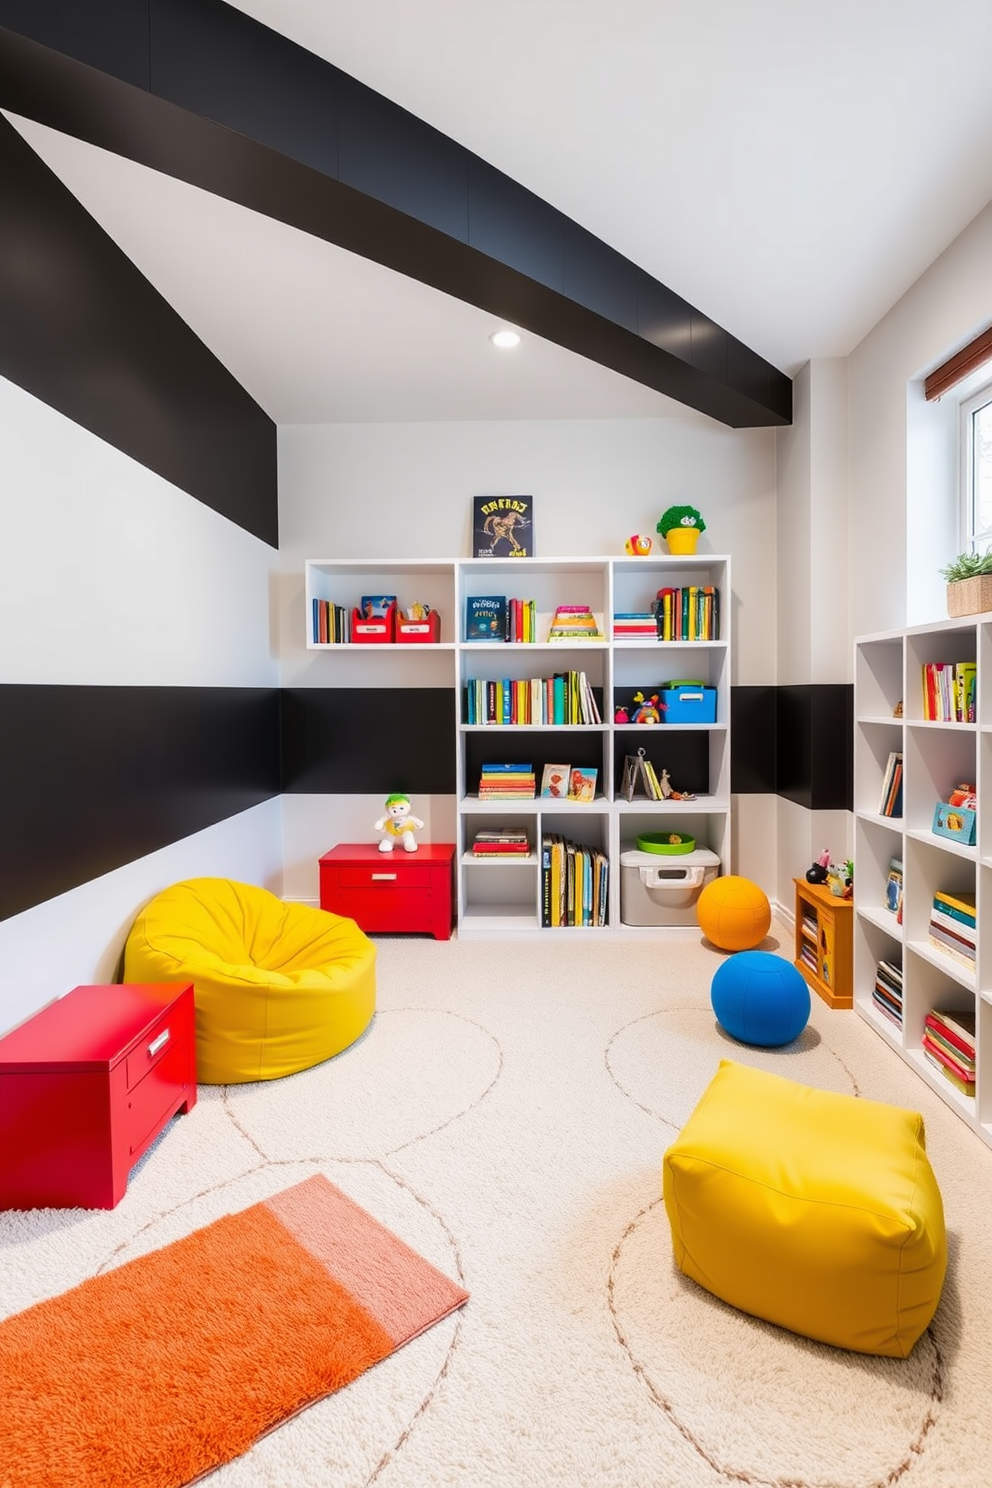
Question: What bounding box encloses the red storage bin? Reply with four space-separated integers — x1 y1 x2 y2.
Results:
396 609 441 643
351 602 396 642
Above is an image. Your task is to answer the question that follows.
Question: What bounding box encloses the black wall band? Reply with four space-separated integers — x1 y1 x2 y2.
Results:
1 682 852 922
0 685 281 921
0 0 792 428
732 683 853 810
0 111 278 546
280 689 456 797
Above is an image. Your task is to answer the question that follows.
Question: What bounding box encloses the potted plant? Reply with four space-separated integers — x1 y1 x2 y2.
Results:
657 504 706 555
940 550 992 617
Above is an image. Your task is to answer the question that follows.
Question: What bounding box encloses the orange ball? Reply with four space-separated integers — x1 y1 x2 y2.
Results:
697 875 771 952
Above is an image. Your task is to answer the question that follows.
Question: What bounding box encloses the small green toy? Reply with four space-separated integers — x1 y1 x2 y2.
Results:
656 505 707 538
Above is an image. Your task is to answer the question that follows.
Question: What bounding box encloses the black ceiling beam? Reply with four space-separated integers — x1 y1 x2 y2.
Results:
0 0 791 429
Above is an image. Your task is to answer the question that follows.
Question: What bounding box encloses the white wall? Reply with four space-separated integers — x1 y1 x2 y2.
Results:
276 416 780 901
774 359 854 911
848 199 992 638
0 378 278 687
0 376 281 1031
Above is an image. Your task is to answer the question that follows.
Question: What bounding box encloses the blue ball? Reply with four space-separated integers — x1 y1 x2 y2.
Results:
710 951 811 1047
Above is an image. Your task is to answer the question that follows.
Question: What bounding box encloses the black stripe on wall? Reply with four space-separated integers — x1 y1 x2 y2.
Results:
280 689 456 796
732 683 853 811
0 110 278 547
0 1 792 428
0 685 280 921
1 682 851 922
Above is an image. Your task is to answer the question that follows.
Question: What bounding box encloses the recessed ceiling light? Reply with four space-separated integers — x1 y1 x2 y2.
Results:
489 329 521 348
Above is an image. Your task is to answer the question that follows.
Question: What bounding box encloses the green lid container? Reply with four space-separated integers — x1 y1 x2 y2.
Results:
635 832 696 855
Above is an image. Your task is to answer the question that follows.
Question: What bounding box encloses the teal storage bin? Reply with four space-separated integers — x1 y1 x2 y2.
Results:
660 684 717 723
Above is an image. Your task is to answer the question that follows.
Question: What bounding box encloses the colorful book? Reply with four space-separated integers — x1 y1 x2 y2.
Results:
927 1007 976 1054
465 595 508 641
933 889 976 921
567 767 597 803
472 495 534 558
884 859 903 915
540 764 571 799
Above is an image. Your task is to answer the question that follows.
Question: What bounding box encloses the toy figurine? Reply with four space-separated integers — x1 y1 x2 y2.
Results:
375 793 424 852
631 691 665 724
806 848 831 884
624 534 652 556
614 705 630 724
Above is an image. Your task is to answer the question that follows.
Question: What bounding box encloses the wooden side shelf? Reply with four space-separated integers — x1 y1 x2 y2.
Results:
793 878 853 1009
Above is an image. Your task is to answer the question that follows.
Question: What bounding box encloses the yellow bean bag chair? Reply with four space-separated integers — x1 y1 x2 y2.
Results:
123 878 376 1084
662 1060 946 1357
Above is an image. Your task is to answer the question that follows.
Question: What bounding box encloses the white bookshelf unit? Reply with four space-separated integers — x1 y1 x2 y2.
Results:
854 614 991 1149
306 555 732 938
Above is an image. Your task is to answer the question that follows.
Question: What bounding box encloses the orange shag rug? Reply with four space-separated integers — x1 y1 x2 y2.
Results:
0 1175 469 1488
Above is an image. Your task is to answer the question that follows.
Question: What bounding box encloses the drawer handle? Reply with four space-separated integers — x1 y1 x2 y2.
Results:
371 872 398 880
147 1029 171 1058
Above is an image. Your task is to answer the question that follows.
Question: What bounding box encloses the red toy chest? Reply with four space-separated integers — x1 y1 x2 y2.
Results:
0 982 197 1210
319 843 455 940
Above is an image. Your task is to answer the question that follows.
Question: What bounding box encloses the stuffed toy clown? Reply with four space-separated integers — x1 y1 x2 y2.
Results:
374 793 425 852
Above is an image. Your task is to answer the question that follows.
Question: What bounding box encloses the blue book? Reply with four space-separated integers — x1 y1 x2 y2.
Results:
481 762 533 771
465 595 507 640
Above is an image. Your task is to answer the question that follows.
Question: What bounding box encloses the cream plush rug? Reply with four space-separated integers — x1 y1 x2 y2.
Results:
2 922 992 1487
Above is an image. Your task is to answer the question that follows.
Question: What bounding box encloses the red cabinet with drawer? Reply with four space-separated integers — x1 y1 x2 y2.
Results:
319 843 455 940
0 982 197 1210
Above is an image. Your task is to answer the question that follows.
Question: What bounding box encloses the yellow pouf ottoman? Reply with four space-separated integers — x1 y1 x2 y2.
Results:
662 1060 946 1357
124 878 376 1084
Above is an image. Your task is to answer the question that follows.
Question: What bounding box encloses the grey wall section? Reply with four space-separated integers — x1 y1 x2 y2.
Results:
0 110 277 545
0 0 791 428
0 686 281 921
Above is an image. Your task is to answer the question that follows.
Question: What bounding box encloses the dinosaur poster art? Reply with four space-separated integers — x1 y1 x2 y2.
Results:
472 495 534 558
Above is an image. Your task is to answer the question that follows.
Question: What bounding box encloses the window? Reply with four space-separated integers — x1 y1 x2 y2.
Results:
962 379 992 555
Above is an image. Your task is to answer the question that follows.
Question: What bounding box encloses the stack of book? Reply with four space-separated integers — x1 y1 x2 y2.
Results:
541 834 609 927
465 671 601 725
471 828 530 857
477 763 536 800
612 611 657 637
922 660 976 722
548 605 605 641
877 751 903 817
872 959 903 1028
653 586 720 641
928 889 976 970
922 1007 976 1097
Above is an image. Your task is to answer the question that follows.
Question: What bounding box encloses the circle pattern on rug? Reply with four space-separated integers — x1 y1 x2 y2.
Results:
606 1005 856 1129
224 1008 502 1160
611 1200 941 1488
99 1160 465 1488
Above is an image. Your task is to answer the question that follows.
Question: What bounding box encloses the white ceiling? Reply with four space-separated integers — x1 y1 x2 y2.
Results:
8 1 992 424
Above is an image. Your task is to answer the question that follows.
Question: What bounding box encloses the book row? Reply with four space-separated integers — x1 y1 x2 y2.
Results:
312 597 441 644
476 764 598 802
921 661 976 723
465 672 602 726
541 833 609 927
928 888 976 969
873 958 903 1028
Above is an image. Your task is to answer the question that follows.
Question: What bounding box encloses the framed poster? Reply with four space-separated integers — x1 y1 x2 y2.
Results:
472 495 534 557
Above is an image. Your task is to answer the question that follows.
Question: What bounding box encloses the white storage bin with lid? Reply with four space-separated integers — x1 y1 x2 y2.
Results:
620 846 721 926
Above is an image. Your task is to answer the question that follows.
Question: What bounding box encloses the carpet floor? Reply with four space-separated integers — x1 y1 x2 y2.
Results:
2 920 991 1487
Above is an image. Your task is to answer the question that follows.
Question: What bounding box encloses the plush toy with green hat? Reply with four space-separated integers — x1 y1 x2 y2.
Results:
374 793 425 852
